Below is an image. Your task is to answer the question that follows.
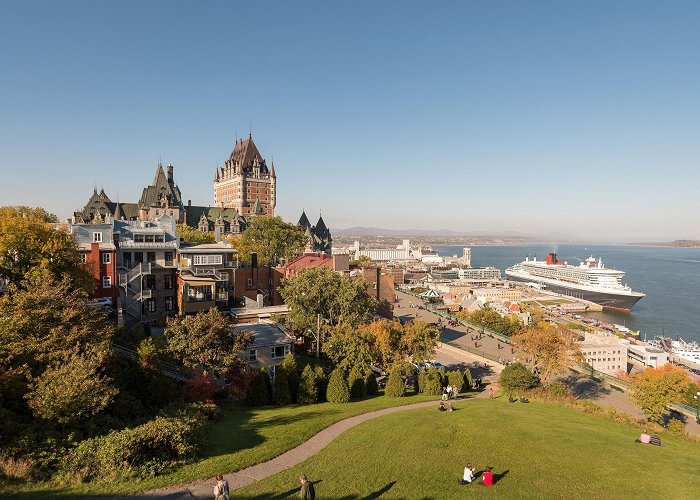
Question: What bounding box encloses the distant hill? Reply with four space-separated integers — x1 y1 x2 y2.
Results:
629 240 700 248
333 226 572 241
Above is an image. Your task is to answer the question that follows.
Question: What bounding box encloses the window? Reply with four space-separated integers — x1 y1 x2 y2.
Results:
145 275 156 290
134 234 145 243
134 252 144 264
249 349 257 362
147 252 156 263
155 234 165 243
145 298 156 313
193 254 223 265
165 252 173 265
165 296 174 311
79 253 87 264
102 253 111 264
92 232 102 243
270 345 290 359
247 278 253 287
164 274 174 289
145 235 155 243
220 272 229 282
102 276 111 288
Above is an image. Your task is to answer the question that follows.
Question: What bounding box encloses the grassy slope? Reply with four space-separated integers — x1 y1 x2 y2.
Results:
236 398 700 499
1 391 436 498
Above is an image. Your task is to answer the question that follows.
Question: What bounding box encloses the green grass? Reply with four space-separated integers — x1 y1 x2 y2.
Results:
236 398 700 499
0 390 436 499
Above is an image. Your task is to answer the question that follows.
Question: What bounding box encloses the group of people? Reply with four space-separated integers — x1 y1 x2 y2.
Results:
441 384 460 400
438 401 455 412
460 464 495 486
214 473 316 499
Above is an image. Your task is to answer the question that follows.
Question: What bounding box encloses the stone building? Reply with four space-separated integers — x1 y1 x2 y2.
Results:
298 211 332 254
213 133 276 217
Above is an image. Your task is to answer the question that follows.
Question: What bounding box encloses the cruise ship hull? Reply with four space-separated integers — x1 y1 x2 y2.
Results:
505 272 644 311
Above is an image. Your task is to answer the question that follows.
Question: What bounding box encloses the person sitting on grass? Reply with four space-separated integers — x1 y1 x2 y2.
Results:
482 466 494 486
639 430 651 444
460 463 475 485
438 401 447 411
448 402 454 412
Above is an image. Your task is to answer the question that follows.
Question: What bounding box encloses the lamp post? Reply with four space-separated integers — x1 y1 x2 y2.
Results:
694 391 700 424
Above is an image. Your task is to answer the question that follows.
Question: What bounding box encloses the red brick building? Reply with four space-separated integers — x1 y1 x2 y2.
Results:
68 221 119 301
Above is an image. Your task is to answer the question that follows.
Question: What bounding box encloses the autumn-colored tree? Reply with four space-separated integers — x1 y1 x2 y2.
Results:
281 266 375 337
237 216 305 266
513 323 582 383
176 224 215 244
465 307 521 336
0 206 92 291
361 319 440 366
165 308 252 378
323 323 378 371
630 364 691 424
402 320 441 364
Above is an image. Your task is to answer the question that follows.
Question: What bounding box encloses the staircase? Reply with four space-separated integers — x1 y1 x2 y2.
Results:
118 263 153 323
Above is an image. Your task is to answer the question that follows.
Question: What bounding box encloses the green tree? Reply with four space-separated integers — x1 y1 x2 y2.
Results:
447 370 465 393
326 368 351 403
25 351 118 425
499 362 540 396
272 365 292 405
630 364 691 424
280 353 300 403
463 367 474 390
349 255 373 268
365 372 379 396
314 365 328 402
348 364 367 399
323 323 377 371
238 216 306 267
467 307 521 336
176 224 215 244
246 369 271 406
420 367 443 396
402 321 441 364
0 206 92 291
281 266 375 338
384 366 405 398
298 364 319 404
165 308 252 378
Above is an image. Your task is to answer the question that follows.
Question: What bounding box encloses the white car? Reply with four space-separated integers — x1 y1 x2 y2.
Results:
424 360 446 372
88 297 114 308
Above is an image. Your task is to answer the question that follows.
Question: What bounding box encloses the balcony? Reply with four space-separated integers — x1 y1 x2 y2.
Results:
187 293 213 303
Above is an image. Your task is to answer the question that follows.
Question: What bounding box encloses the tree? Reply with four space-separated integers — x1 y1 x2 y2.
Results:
165 309 252 379
514 324 582 383
272 365 292 405
349 255 373 268
280 353 300 402
281 266 375 338
26 351 118 425
314 365 328 402
384 366 405 398
0 206 93 291
499 363 539 396
246 369 271 406
365 372 379 396
402 321 441 364
176 224 215 244
630 364 691 424
420 367 443 396
323 323 378 371
364 320 404 366
326 368 351 403
466 307 521 336
463 367 474 389
237 216 305 267
348 364 366 399
298 365 319 404
447 370 465 393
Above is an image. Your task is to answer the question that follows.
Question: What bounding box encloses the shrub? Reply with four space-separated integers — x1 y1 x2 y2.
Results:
417 369 427 393
348 364 366 399
185 369 222 403
365 372 379 396
61 410 207 482
447 370 465 393
420 367 443 396
499 363 539 396
546 381 573 399
667 418 686 436
298 365 319 404
0 454 35 481
246 369 271 406
272 366 292 405
463 367 474 389
314 365 328 402
326 368 351 403
280 353 300 403
384 368 405 398
189 402 222 422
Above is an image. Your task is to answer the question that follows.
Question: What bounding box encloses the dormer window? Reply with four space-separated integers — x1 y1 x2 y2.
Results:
93 232 102 243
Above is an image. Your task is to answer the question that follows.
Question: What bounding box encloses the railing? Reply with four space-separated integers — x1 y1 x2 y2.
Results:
187 293 214 302
110 343 196 383
571 365 631 391
140 289 152 299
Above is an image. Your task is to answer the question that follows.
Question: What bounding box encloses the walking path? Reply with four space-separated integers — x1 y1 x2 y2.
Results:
119 398 468 499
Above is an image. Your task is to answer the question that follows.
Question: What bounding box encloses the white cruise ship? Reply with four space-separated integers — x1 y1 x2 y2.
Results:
505 252 645 311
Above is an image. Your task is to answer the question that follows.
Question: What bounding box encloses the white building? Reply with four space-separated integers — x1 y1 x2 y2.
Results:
458 267 502 281
627 344 669 368
579 333 628 375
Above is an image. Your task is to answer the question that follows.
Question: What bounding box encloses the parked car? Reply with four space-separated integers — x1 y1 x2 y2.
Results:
423 360 446 372
88 297 113 308
370 364 387 377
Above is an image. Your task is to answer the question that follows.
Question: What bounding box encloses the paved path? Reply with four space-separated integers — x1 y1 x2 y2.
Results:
118 399 448 499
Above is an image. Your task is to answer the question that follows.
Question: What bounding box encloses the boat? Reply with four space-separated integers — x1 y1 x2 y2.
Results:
654 336 700 364
505 252 645 311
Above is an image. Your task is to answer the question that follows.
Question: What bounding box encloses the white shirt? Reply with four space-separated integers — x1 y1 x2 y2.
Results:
463 467 474 482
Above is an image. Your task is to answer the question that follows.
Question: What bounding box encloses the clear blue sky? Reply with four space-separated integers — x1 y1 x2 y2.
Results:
1 1 699 241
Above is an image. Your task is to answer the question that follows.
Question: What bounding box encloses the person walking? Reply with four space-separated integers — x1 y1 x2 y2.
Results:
488 386 495 398
214 474 229 500
447 384 453 399
299 474 315 499
442 387 448 400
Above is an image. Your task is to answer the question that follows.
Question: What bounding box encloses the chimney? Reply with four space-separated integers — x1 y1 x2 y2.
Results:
167 164 174 182
188 200 192 207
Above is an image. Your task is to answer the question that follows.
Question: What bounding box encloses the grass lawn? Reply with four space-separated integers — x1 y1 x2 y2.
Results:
235 398 700 499
0 390 436 499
